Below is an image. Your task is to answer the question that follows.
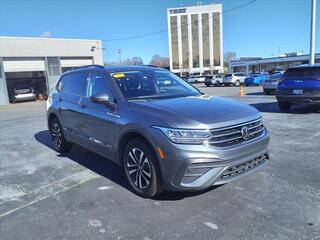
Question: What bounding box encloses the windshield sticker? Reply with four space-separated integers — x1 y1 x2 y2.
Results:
113 73 125 78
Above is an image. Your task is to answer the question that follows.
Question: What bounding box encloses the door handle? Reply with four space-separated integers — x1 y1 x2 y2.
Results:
79 102 87 108
60 105 68 110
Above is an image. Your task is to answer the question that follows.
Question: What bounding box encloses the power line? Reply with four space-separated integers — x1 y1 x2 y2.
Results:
102 0 257 42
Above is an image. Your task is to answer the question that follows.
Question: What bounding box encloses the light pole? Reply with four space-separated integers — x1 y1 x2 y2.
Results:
118 48 122 65
309 0 316 65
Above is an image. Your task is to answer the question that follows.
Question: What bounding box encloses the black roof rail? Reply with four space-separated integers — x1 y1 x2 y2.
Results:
77 64 105 69
142 64 158 68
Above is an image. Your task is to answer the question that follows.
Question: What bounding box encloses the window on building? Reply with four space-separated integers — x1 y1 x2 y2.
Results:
202 13 210 68
170 16 179 69
47 57 61 76
63 72 87 96
181 15 189 69
213 13 221 66
191 14 200 68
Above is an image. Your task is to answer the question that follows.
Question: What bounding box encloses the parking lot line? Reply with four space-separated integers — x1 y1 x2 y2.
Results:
0 169 100 218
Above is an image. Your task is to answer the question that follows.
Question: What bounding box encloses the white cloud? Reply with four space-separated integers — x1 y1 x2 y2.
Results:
39 31 52 38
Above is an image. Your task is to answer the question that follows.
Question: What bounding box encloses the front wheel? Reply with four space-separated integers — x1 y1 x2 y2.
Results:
49 117 72 153
123 138 163 198
278 101 292 111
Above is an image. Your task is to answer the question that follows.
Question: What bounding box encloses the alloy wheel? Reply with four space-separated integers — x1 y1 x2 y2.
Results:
51 122 62 149
126 148 152 189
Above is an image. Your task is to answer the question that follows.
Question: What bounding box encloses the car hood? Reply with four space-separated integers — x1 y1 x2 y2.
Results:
129 95 260 128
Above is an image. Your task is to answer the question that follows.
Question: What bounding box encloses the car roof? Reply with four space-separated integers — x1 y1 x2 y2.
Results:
291 64 320 69
63 65 165 76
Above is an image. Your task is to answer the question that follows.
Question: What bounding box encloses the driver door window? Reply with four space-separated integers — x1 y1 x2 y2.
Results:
86 72 110 98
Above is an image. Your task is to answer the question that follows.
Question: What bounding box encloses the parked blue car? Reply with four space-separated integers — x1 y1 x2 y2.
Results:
244 74 269 86
276 64 320 111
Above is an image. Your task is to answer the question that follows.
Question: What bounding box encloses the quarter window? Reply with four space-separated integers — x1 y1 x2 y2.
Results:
56 74 70 92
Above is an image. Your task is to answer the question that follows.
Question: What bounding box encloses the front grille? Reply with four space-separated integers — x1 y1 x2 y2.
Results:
220 154 268 180
209 118 264 147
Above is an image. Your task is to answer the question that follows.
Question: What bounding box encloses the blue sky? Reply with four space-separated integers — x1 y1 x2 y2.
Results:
0 0 319 63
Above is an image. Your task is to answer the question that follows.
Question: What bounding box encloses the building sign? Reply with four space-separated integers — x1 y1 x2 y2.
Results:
169 8 187 14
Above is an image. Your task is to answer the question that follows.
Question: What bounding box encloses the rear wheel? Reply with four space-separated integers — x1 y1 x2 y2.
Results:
123 138 163 198
278 101 292 111
205 82 211 87
49 117 72 153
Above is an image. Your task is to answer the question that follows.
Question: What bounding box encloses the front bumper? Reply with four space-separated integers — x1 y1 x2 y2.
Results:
149 127 270 191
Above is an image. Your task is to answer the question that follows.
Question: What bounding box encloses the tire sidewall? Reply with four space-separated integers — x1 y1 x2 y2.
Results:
123 139 161 198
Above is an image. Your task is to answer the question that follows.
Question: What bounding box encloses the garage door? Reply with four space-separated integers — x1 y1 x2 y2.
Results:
60 58 93 67
3 60 46 72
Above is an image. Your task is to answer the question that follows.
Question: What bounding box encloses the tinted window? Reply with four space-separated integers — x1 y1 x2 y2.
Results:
284 67 320 77
86 72 110 97
56 74 70 92
63 72 88 95
224 74 232 77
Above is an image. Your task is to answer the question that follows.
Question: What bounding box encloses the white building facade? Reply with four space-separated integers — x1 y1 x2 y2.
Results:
167 4 223 75
0 37 103 106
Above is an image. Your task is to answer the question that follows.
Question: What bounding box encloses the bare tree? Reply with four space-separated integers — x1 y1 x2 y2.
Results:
149 54 170 68
223 52 236 71
131 57 144 65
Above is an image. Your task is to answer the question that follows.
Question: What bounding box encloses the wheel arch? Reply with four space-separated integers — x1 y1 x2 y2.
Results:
117 130 164 185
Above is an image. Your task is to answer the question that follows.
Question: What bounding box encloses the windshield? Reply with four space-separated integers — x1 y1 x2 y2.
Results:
111 70 201 100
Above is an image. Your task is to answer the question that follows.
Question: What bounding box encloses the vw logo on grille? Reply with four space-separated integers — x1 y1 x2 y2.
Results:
241 126 250 140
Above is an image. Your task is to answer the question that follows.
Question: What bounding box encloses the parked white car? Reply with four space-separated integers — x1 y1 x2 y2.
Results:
187 75 206 83
223 73 247 86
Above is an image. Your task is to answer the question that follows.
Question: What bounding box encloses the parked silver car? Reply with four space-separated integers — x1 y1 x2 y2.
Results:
10 86 37 103
47 65 270 198
223 73 247 86
263 73 283 95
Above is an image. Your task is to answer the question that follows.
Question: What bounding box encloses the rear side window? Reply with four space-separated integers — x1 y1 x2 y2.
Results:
284 67 320 77
63 72 88 96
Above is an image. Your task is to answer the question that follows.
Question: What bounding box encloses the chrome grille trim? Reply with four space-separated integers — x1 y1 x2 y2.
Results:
209 118 264 147
220 154 268 180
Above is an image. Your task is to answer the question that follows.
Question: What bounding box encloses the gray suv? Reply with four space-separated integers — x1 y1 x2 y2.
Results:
47 65 270 198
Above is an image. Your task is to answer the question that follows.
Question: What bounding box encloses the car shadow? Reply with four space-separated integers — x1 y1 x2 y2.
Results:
250 101 320 114
34 130 221 200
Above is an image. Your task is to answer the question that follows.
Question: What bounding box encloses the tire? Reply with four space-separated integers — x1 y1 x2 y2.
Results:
205 83 211 87
264 89 270 95
215 81 220 87
235 80 240 87
278 101 292 111
49 117 72 153
123 138 163 198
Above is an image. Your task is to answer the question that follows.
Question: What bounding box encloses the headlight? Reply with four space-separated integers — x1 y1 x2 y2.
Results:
153 126 211 144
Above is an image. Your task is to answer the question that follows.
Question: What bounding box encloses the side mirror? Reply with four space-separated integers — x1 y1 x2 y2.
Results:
90 93 116 109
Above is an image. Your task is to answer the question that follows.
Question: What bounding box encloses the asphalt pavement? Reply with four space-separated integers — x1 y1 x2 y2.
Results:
0 86 319 240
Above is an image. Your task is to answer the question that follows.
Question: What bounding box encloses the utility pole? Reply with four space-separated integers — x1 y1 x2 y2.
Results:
118 48 122 65
309 0 316 65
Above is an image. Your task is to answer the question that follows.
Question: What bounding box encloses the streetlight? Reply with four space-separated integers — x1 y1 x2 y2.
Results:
309 0 316 65
118 48 122 65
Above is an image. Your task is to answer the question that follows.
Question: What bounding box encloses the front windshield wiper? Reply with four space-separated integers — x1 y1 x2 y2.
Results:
127 93 199 101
